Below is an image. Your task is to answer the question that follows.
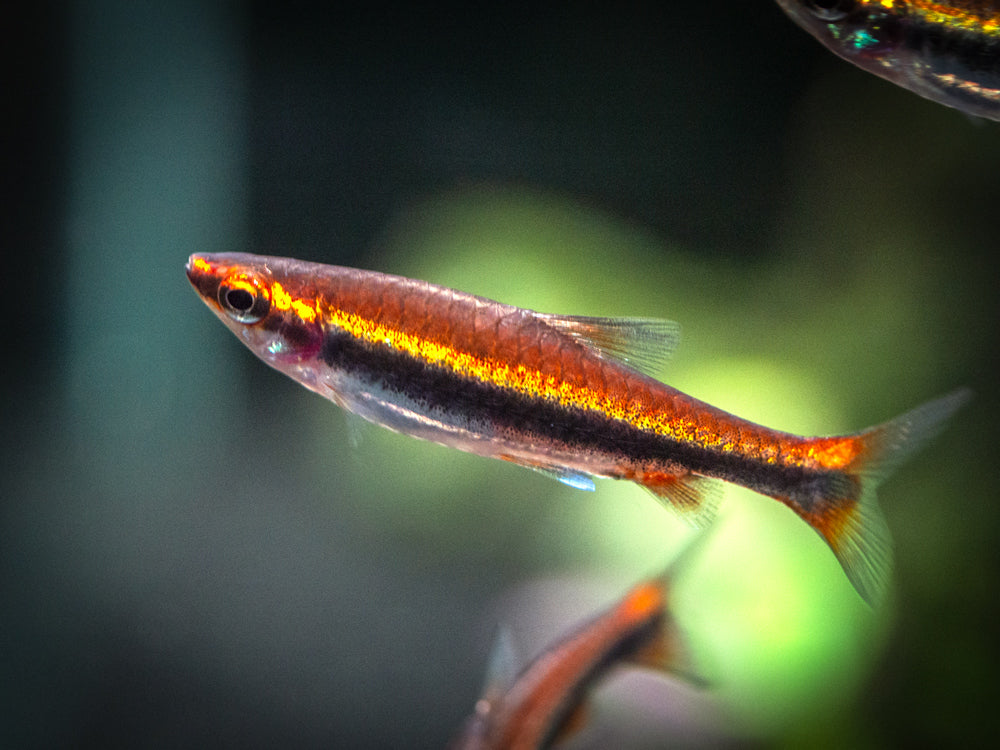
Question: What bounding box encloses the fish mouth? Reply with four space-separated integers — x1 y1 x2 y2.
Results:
185 253 209 280
185 254 222 302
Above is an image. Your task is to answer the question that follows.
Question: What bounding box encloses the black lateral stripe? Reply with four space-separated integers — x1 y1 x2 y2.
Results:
907 15 1000 78
539 611 663 749
318 329 846 502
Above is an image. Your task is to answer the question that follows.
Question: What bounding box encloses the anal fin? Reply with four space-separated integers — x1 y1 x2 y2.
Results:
639 471 722 528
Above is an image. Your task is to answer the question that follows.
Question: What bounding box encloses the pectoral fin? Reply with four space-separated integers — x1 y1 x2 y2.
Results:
500 455 597 492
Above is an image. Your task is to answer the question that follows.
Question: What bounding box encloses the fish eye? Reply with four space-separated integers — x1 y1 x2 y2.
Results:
218 273 270 324
805 0 855 21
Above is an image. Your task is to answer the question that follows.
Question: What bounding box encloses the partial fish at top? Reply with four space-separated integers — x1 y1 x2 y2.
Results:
775 0 1000 121
186 252 970 606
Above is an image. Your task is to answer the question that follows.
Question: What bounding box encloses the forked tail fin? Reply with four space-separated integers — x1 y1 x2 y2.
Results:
804 388 971 606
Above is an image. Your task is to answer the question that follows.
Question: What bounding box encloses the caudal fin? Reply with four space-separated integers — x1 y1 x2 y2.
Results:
808 388 971 606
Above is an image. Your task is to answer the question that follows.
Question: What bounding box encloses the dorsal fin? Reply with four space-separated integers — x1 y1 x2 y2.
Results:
540 314 680 379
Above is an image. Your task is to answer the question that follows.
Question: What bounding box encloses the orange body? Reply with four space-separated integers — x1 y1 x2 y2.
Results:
187 252 968 605
450 576 680 750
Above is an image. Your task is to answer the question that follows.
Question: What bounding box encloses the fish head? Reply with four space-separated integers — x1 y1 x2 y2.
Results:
186 253 324 366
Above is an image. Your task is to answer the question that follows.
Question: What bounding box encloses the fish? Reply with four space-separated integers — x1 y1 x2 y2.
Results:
449 533 711 750
186 252 969 605
774 0 1000 122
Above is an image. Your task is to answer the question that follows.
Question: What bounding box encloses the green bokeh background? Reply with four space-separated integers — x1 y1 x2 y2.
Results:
3 2 997 747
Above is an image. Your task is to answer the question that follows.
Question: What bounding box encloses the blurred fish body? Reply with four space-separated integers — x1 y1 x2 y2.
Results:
449 544 705 750
774 0 1000 121
186 253 968 605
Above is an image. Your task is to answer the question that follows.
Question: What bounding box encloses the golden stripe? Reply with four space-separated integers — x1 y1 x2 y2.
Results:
907 1 1000 34
270 281 317 323
319 306 859 468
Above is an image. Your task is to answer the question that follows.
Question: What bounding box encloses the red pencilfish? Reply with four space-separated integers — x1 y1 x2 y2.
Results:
186 252 968 605
774 0 1000 121
449 534 710 750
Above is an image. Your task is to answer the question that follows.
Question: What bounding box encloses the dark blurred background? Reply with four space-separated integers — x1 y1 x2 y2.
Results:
4 2 998 747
